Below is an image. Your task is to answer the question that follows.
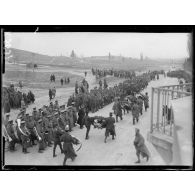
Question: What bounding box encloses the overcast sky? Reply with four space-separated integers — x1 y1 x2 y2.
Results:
5 32 189 59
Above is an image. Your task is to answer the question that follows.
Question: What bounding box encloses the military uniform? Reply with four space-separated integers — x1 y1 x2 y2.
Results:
26 116 37 146
60 131 79 165
71 104 77 126
137 98 143 115
84 114 94 140
112 101 123 122
19 121 30 154
36 120 46 153
77 107 85 129
6 121 18 151
144 94 149 111
32 109 39 122
105 113 116 143
132 102 139 125
42 115 52 147
53 126 64 157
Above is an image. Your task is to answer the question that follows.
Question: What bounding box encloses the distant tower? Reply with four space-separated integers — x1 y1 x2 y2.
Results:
70 50 76 58
140 52 143 61
109 52 111 60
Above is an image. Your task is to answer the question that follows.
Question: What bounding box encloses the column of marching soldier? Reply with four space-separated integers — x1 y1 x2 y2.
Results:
3 69 163 164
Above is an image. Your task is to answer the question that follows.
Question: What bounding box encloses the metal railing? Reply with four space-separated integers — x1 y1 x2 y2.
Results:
150 83 192 137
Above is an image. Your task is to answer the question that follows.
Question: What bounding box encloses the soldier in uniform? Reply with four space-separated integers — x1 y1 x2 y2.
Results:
47 115 54 142
67 107 74 131
144 92 149 111
75 81 79 94
53 123 64 157
58 110 66 130
112 98 123 122
137 96 143 115
71 102 77 126
134 128 150 163
49 89 52 101
104 112 116 143
52 112 59 128
32 108 39 122
38 108 43 120
54 100 60 110
6 120 18 151
104 78 108 88
132 101 139 125
99 79 103 88
4 94 10 114
19 121 30 154
77 105 85 129
48 102 53 113
26 114 37 146
35 119 46 153
42 112 52 147
60 127 80 165
84 112 94 140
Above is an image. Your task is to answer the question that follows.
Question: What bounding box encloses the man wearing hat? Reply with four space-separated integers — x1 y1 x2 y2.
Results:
52 112 59 128
84 112 94 140
54 100 59 110
77 105 85 129
26 114 37 146
48 102 53 113
38 108 43 120
132 100 140 125
71 102 77 126
32 108 39 122
35 119 46 153
58 110 66 130
104 112 116 143
133 128 150 163
19 121 30 154
53 123 64 158
47 115 54 143
6 120 18 151
42 113 52 147
67 107 74 131
60 128 79 165
112 98 123 122
144 92 149 112
137 96 143 116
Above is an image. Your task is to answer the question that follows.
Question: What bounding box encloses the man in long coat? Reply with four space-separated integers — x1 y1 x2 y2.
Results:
132 101 139 125
6 120 18 151
144 92 149 111
26 114 37 146
137 97 143 115
77 106 85 129
112 98 123 122
84 112 94 140
36 119 46 153
104 112 116 143
134 128 150 163
60 128 80 165
53 125 64 157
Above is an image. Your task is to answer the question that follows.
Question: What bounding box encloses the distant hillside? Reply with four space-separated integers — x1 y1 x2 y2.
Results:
5 48 185 71
6 48 76 66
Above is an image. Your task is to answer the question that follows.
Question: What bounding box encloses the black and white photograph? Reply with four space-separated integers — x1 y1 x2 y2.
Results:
1 26 194 170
